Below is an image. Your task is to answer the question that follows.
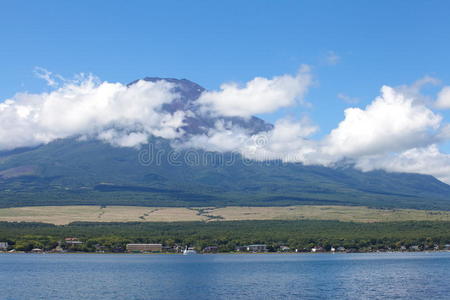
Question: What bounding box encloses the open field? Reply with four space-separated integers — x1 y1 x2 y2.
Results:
0 205 449 225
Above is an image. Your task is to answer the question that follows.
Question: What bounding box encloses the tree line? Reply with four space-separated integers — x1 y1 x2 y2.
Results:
0 220 449 253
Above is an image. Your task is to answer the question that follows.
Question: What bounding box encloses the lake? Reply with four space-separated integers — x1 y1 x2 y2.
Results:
0 252 449 299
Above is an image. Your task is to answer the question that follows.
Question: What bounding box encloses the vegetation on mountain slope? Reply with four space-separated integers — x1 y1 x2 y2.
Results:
0 138 450 210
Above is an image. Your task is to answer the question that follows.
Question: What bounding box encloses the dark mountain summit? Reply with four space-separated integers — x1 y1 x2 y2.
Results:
129 77 206 113
0 78 449 210
133 77 273 135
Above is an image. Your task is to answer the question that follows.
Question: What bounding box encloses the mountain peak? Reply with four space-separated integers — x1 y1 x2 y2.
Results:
129 77 205 97
128 77 204 114
128 77 273 135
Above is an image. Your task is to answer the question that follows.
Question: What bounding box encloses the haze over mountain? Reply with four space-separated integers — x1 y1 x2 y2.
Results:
0 77 450 210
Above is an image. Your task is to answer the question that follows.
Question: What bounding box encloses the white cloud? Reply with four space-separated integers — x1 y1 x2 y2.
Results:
178 120 253 153
242 117 321 164
0 75 185 150
178 117 332 166
34 67 64 87
437 124 450 141
436 86 450 109
323 86 442 158
177 117 321 163
337 93 359 104
197 66 312 118
98 130 149 148
355 145 450 184
394 76 440 106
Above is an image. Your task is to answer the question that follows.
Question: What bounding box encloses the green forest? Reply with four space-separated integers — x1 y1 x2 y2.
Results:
1 220 449 253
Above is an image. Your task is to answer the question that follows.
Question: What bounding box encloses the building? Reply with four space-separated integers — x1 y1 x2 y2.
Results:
279 246 290 252
65 237 79 242
203 246 218 253
0 242 8 251
246 244 267 252
50 245 65 253
311 246 325 253
409 245 421 251
126 244 163 253
65 237 83 246
162 245 177 253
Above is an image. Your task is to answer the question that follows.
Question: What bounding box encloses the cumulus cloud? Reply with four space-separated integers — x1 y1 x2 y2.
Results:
324 86 442 158
437 124 450 141
178 120 252 153
0 75 185 150
242 117 322 163
97 130 150 148
355 145 450 184
393 76 440 106
179 117 321 163
197 66 312 118
436 86 450 109
337 93 359 104
34 67 64 87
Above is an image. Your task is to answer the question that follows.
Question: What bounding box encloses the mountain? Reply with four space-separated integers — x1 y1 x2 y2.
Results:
0 78 449 210
132 77 273 135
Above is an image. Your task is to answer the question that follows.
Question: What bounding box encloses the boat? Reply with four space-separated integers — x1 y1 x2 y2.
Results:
183 246 197 255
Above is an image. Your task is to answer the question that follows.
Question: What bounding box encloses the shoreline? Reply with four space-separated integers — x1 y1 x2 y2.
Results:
2 250 449 255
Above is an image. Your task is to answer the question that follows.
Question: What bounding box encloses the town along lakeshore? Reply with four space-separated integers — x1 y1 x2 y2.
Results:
1 220 449 254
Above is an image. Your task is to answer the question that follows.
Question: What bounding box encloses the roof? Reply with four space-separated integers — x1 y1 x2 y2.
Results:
126 243 162 246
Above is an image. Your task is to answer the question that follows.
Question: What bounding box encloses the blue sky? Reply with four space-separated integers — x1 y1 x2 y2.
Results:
1 0 450 154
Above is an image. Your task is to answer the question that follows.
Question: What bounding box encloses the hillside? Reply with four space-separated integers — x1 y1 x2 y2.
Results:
0 78 449 210
0 136 450 209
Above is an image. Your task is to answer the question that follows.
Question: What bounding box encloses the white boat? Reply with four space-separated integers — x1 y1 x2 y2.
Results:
183 246 197 255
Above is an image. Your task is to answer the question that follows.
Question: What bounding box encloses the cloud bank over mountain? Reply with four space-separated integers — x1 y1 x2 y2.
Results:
1 68 450 183
0 75 185 149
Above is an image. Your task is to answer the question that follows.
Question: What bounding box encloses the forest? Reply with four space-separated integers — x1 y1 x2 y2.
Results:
1 220 449 253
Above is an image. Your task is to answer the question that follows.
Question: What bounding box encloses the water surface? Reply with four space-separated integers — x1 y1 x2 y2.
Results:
0 252 449 299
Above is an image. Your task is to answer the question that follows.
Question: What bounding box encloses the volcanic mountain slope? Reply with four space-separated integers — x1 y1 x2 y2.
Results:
0 78 449 210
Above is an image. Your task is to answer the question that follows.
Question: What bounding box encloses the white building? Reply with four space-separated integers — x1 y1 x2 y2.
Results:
246 244 267 252
0 242 8 251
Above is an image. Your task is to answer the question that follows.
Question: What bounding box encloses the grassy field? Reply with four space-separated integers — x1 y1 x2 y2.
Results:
0 205 449 225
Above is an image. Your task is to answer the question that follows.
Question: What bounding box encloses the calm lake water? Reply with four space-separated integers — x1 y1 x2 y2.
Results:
0 252 449 299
